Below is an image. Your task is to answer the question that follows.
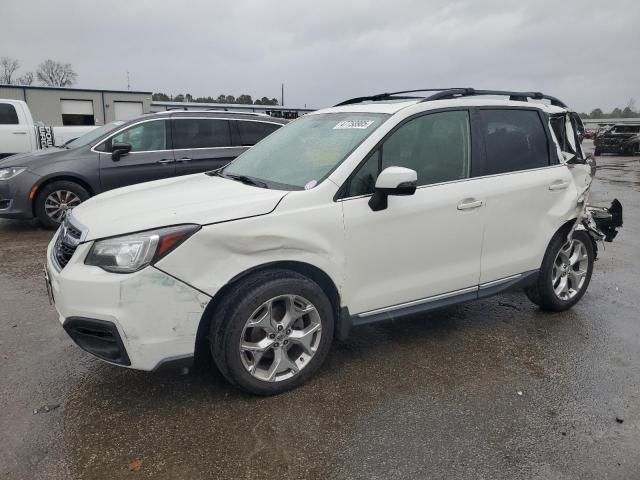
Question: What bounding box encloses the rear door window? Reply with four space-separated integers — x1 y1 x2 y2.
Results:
0 104 19 125
173 119 231 149
237 121 280 146
480 109 549 175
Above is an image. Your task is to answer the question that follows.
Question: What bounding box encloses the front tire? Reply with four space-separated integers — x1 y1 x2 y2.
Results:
526 230 594 312
34 180 89 229
210 270 335 395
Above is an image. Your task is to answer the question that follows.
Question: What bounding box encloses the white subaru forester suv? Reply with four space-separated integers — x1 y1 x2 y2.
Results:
45 88 622 395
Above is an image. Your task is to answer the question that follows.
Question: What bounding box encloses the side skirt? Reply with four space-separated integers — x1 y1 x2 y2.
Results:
342 270 539 332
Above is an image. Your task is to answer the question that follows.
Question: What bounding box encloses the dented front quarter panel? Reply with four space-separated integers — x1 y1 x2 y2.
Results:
155 182 345 301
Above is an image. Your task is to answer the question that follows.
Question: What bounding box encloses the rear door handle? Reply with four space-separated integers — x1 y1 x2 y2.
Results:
457 198 483 210
177 157 192 162
12 131 27 135
156 158 174 164
549 180 569 191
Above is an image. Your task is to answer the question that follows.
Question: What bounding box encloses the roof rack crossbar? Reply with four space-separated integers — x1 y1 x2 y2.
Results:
334 88 567 108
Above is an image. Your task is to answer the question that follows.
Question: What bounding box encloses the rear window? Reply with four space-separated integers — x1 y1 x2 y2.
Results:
237 121 280 146
173 119 231 149
0 104 19 125
480 109 549 175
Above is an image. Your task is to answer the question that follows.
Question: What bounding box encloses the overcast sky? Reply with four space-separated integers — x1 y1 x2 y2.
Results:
2 0 638 112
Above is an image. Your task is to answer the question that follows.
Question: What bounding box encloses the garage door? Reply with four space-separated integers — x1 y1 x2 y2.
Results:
61 99 95 125
114 102 143 121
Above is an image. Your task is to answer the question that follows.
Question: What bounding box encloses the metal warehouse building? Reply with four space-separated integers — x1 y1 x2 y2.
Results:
0 85 314 127
0 85 152 126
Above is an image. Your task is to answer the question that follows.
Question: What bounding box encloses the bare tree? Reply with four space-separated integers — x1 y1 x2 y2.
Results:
1 57 20 84
36 59 77 87
17 71 34 85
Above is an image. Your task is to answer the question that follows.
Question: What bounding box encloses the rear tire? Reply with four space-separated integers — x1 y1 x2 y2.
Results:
525 231 594 312
210 269 335 395
34 180 89 229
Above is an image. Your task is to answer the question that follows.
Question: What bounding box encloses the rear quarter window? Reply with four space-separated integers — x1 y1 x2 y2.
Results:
237 121 280 146
480 109 549 175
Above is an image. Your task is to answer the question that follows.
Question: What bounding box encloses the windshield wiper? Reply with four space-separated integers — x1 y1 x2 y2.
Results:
222 172 268 188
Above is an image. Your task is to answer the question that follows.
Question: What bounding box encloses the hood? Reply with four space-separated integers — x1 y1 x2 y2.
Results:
71 173 288 240
0 147 69 169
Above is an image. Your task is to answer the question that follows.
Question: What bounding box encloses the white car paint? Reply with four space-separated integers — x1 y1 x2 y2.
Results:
71 172 289 241
0 99 97 157
46 95 597 371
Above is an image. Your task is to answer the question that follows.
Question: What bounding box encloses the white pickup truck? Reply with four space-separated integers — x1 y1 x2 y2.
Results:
0 99 97 159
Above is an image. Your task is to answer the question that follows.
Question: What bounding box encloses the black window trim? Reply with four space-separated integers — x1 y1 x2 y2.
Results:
335 105 561 201
233 118 283 147
170 117 232 150
0 103 20 125
335 107 478 201
475 106 556 176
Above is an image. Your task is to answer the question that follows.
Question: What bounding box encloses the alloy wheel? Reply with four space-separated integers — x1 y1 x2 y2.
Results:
552 238 589 300
239 294 322 382
44 190 82 223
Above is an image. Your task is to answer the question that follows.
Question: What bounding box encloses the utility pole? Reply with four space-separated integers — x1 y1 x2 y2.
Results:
127 71 130 90
281 83 284 106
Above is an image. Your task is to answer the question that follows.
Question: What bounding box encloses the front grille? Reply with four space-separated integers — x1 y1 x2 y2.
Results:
53 216 84 270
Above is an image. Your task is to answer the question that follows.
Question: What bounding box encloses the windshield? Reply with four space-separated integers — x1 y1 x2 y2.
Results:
65 121 125 149
222 113 388 189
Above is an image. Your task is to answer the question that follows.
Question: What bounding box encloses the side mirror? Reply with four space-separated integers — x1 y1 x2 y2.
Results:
111 143 132 162
368 166 417 212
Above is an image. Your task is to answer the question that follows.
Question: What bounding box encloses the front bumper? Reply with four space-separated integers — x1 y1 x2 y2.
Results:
0 171 39 220
46 232 211 371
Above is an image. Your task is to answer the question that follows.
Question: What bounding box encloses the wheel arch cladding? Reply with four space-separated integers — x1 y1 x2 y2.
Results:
193 261 342 367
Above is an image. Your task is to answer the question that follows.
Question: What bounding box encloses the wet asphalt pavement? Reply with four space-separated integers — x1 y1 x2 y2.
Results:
1 141 638 479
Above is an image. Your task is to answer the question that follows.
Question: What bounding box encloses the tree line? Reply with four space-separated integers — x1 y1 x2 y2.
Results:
1 56 77 87
579 99 638 119
152 92 280 106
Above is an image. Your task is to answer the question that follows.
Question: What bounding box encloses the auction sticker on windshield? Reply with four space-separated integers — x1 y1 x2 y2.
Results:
333 120 375 129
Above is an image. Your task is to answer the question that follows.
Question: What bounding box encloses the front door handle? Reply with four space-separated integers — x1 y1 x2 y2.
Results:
177 157 192 162
12 131 27 135
549 180 569 191
156 158 174 164
457 198 484 210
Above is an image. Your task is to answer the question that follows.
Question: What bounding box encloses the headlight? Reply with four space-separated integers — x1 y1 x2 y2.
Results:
85 224 200 273
0 167 26 180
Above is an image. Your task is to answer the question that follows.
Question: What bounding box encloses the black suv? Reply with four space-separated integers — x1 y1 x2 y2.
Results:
0 111 287 228
594 123 640 156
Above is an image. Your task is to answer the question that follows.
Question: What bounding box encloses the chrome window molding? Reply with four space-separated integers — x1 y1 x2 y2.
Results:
336 164 566 202
90 116 283 154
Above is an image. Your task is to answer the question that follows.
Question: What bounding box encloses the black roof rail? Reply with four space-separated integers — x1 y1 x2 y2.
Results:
334 89 461 107
334 88 568 108
423 88 568 108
